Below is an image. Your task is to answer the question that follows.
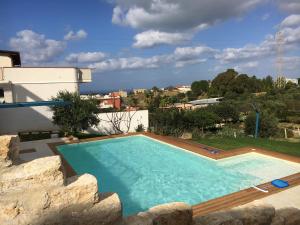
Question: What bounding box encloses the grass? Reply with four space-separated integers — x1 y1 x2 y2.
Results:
194 136 300 157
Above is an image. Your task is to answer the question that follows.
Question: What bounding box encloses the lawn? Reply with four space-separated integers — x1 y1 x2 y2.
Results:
194 136 300 157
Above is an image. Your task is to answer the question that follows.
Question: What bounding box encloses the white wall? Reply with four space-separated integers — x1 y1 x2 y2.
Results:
0 106 58 134
12 83 79 102
3 67 80 102
0 109 149 135
0 56 12 67
89 110 149 134
3 68 79 83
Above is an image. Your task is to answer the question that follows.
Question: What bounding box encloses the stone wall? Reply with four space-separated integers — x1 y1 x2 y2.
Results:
0 135 122 225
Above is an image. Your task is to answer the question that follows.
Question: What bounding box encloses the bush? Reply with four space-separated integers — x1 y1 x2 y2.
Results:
51 91 100 135
135 124 145 132
244 111 279 138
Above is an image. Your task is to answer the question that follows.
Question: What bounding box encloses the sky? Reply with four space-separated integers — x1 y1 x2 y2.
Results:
1 0 300 92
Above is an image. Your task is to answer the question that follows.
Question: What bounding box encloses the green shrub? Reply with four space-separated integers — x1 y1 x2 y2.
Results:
244 111 279 138
135 124 145 132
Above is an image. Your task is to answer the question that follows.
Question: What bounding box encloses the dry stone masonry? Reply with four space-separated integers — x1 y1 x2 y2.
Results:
0 135 122 225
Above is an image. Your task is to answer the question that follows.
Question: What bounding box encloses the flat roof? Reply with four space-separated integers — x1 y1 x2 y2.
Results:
0 50 21 66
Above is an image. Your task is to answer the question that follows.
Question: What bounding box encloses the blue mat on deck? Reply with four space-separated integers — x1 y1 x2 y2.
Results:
271 179 289 188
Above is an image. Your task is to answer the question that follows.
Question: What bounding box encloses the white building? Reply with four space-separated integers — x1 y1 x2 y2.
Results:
189 97 223 108
285 78 298 85
0 50 92 134
133 88 146 94
176 85 191 93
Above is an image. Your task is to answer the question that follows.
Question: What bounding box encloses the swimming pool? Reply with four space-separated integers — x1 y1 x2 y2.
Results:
57 135 300 216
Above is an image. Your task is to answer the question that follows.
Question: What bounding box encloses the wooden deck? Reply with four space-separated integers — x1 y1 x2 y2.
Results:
48 132 300 217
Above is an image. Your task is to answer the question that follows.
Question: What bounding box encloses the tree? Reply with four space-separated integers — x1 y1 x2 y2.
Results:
185 109 219 134
229 74 251 94
262 75 274 92
210 102 239 123
210 69 238 96
244 111 278 138
102 110 137 134
191 80 209 96
51 91 100 135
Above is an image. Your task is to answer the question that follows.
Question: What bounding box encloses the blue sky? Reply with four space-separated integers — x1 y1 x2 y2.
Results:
1 0 300 92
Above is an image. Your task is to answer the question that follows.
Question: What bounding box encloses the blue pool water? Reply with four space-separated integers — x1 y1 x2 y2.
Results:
58 135 300 215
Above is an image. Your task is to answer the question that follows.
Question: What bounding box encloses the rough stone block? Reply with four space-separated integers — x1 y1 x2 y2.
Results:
0 156 64 193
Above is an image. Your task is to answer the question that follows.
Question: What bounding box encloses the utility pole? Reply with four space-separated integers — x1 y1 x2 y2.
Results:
275 31 285 88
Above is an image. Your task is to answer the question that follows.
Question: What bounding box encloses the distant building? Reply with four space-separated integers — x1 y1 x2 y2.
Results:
189 97 223 108
133 88 146 95
275 76 299 88
160 103 193 111
98 93 121 110
285 78 298 85
117 90 128 98
176 85 191 93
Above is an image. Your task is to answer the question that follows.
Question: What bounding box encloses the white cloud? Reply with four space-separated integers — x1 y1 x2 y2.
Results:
215 14 300 65
282 56 300 71
64 29 87 41
280 14 300 28
111 0 264 31
66 52 106 63
261 13 270 21
88 44 214 72
277 0 300 14
234 61 258 71
133 30 192 48
175 58 207 68
215 44 274 64
9 30 65 64
174 45 217 60
88 55 167 72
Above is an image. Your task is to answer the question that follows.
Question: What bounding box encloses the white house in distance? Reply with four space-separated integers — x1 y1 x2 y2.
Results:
0 50 92 134
189 97 223 108
176 85 191 93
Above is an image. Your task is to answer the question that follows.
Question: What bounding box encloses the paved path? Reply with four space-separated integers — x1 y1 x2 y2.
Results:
19 138 68 161
242 185 300 209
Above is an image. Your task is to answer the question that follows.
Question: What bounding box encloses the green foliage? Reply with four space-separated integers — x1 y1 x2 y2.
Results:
51 91 100 135
209 102 239 123
210 69 238 96
150 108 219 136
244 111 279 138
191 80 209 96
185 109 219 133
261 75 274 92
135 124 145 132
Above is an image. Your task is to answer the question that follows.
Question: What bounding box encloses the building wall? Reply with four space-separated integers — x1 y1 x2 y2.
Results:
0 67 81 134
3 67 80 102
0 109 149 135
3 67 79 83
12 83 79 102
0 56 12 67
89 110 149 134
0 106 58 134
